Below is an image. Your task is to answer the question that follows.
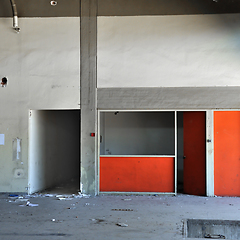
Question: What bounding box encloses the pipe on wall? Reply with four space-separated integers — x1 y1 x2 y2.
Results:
10 0 20 33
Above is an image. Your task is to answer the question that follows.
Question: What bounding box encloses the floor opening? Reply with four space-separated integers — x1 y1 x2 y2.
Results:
185 219 240 239
29 110 80 194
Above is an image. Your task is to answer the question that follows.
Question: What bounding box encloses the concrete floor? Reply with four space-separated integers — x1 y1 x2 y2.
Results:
0 191 240 240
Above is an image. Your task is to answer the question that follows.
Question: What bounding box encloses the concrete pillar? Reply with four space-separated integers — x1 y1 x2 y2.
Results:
80 0 97 195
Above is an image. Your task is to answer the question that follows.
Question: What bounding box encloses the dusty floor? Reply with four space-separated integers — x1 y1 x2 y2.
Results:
0 190 240 240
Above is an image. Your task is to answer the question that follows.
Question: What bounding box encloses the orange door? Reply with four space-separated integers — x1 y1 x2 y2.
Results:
183 112 206 196
214 111 240 196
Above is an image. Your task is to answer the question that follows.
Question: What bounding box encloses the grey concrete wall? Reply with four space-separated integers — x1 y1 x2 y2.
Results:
29 110 80 194
98 15 240 89
101 112 175 155
0 17 80 192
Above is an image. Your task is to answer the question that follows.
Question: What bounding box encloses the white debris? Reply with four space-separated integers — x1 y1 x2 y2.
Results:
44 194 54 197
27 203 39 207
116 223 128 227
26 201 39 207
15 198 29 202
58 197 73 201
73 192 90 198
19 201 39 207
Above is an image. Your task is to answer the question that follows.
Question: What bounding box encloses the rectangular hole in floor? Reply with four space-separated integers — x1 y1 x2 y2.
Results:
184 219 240 239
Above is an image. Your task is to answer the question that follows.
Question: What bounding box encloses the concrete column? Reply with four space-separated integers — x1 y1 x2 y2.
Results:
80 0 97 195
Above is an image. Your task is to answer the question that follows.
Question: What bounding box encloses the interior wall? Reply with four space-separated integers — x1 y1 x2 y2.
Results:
0 17 80 192
29 110 80 194
98 14 240 88
101 112 175 155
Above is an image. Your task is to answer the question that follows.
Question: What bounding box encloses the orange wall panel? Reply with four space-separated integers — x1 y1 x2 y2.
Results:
214 111 240 196
100 157 175 192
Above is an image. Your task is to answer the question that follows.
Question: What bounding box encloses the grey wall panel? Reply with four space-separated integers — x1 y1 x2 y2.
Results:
97 87 240 110
0 0 80 17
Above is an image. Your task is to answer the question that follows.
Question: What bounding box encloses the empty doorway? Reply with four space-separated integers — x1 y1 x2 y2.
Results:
28 110 80 194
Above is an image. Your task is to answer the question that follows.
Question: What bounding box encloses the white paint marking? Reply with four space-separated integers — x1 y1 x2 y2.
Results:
0 134 5 145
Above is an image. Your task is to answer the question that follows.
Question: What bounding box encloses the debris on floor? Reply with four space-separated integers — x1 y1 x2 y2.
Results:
58 197 73 201
56 195 73 200
204 233 226 239
92 219 107 224
54 192 90 200
43 194 55 197
19 201 39 207
111 209 133 211
8 194 18 199
73 192 90 198
51 218 63 223
8 195 29 203
66 206 76 210
116 223 128 227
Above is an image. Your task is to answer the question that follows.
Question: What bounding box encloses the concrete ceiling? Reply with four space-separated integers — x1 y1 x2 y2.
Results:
1 0 240 17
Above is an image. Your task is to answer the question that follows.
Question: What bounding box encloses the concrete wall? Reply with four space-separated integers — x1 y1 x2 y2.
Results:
0 17 80 192
101 112 175 155
98 14 240 88
29 110 80 194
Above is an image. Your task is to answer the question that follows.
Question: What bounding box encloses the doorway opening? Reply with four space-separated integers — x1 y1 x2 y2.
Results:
177 111 206 196
28 110 80 195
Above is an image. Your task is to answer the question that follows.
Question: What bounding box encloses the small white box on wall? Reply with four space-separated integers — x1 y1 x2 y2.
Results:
0 134 4 145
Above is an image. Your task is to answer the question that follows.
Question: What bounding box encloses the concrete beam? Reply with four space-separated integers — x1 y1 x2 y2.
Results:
98 87 240 110
1 0 240 17
80 0 97 195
